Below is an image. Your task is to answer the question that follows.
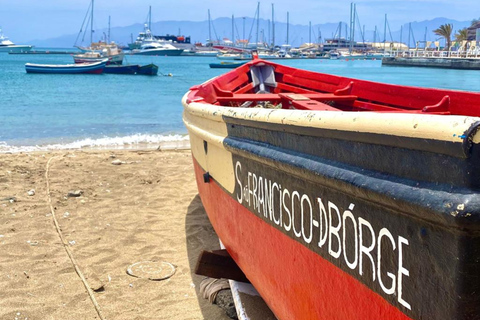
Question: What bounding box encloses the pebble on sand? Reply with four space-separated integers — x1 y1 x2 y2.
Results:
27 189 35 196
67 190 84 198
111 159 125 165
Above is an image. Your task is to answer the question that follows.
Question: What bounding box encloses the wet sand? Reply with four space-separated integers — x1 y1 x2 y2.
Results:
0 149 230 320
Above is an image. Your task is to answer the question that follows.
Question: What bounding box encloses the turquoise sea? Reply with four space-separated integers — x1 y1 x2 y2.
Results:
1 50 480 153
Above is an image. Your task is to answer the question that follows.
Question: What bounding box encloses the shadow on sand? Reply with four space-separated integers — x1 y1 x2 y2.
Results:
185 194 231 320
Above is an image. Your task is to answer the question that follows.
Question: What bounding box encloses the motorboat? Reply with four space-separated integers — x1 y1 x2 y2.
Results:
0 28 33 53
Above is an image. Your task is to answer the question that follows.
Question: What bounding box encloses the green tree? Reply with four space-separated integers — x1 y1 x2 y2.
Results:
433 24 453 50
471 18 480 26
455 28 469 50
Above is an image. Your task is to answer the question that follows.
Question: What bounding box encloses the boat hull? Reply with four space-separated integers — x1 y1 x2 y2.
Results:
209 62 247 69
0 45 33 53
182 60 480 319
25 60 106 74
137 63 158 75
104 64 140 74
133 48 183 56
193 159 416 320
73 53 124 65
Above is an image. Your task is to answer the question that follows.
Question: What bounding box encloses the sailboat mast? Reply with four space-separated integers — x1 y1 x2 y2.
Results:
271 3 275 48
309 21 311 44
90 0 94 44
148 6 152 30
287 12 289 44
424 26 427 49
353 4 356 49
349 2 353 52
232 14 234 44
408 22 411 49
400 25 403 46
208 9 212 43
383 14 387 52
108 15 111 43
256 2 260 48
268 19 270 45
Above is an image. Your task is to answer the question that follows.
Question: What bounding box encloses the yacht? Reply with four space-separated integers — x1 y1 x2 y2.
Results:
132 28 183 56
0 29 33 53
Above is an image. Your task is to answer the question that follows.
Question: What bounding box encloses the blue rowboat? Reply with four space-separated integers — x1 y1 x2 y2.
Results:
25 59 107 74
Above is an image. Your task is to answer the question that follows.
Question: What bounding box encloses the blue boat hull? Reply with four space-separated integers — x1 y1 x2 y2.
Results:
209 62 247 69
104 65 140 74
25 61 106 74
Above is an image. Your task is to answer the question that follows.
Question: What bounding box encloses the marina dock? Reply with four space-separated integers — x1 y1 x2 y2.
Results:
382 50 480 70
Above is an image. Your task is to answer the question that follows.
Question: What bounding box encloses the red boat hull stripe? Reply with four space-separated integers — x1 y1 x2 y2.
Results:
193 158 413 320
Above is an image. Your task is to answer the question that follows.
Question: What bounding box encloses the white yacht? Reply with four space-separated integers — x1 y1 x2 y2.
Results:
0 29 33 53
132 28 183 56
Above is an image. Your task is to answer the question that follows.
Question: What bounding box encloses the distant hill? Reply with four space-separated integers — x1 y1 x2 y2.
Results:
28 17 473 48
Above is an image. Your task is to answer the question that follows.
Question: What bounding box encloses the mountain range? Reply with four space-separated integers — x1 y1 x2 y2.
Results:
28 17 474 48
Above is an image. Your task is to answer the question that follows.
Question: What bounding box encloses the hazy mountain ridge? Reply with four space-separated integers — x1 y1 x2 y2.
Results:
28 17 473 48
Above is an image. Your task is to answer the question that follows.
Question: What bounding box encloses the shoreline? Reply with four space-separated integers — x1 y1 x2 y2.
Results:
0 148 230 320
0 137 191 154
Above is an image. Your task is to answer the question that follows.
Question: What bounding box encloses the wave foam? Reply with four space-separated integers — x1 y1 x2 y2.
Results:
0 133 190 153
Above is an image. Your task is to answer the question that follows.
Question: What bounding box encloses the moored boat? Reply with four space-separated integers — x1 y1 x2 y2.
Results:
209 61 247 69
73 45 124 65
183 57 480 319
137 63 158 75
104 64 140 74
0 28 33 53
132 39 184 56
25 59 107 74
103 63 158 75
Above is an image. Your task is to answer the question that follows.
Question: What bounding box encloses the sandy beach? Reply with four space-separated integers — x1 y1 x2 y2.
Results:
0 149 231 320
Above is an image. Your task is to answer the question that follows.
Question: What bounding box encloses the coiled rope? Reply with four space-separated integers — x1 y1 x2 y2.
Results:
45 156 106 320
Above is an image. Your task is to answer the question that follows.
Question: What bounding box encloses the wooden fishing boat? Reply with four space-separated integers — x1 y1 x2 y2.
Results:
209 61 247 69
104 64 140 74
73 51 124 65
182 56 480 320
25 59 107 74
137 63 158 76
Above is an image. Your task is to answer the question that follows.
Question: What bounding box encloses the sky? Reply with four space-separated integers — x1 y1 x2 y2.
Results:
1 0 479 42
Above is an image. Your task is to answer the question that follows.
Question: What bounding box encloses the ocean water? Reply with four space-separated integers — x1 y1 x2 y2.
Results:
1 51 480 153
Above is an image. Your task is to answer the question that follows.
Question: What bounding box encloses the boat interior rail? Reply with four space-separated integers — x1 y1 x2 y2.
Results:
188 59 480 117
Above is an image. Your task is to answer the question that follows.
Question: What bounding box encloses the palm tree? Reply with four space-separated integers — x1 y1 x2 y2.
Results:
454 28 469 51
433 23 453 50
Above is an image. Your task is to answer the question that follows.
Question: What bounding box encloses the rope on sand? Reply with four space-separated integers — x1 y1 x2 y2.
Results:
45 156 107 320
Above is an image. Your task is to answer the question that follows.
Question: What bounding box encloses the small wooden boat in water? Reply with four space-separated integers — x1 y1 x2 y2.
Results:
25 59 107 74
209 61 247 69
137 63 158 75
103 63 158 75
104 64 140 74
183 56 480 320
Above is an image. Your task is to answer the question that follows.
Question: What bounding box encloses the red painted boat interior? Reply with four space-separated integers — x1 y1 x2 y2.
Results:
187 59 480 116
193 159 413 320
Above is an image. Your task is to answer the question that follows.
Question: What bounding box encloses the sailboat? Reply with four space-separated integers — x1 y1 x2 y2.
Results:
73 0 124 65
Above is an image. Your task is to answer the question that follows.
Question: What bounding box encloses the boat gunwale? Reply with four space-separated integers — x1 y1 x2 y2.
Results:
183 93 480 158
